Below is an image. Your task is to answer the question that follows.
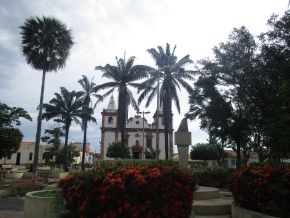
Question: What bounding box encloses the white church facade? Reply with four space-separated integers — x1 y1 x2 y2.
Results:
100 96 173 160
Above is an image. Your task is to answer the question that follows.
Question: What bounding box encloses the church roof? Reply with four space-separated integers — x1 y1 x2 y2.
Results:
106 95 117 111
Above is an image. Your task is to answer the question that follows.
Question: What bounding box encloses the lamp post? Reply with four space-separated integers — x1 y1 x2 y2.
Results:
137 111 150 160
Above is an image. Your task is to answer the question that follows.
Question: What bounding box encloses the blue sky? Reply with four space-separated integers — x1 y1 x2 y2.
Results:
0 0 287 152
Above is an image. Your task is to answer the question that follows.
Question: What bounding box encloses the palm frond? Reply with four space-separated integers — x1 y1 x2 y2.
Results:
127 88 139 112
145 87 158 107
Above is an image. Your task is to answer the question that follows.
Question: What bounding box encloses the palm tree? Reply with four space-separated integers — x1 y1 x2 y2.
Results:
78 75 103 170
20 16 73 172
138 43 194 160
95 56 152 148
42 87 82 171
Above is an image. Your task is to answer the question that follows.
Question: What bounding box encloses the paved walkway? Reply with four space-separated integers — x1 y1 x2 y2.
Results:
0 196 231 218
0 197 24 218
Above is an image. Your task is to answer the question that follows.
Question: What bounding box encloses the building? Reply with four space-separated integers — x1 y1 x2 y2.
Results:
100 95 173 160
0 141 95 166
71 142 94 164
224 150 259 168
0 142 49 165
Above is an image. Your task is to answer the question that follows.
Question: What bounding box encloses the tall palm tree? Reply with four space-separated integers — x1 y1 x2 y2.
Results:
138 43 194 160
78 75 103 170
20 16 73 172
42 87 82 171
95 56 153 148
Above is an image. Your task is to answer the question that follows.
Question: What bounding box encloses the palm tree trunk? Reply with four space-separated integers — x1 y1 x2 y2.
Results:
64 124 70 172
156 75 160 160
121 129 125 148
33 70 46 173
164 128 169 160
81 120 87 170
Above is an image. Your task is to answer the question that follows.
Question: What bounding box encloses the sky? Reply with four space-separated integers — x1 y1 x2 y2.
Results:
0 0 288 153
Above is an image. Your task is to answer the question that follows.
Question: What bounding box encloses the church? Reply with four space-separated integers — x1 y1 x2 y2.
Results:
100 96 173 160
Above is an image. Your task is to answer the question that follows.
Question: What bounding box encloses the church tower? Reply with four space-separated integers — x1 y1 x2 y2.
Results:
100 95 118 159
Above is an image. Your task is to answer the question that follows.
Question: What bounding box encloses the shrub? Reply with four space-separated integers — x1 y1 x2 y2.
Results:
58 163 195 218
195 168 235 188
190 143 220 161
106 141 131 159
230 164 290 217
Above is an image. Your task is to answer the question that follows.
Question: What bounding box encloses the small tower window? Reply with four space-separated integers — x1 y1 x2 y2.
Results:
108 117 113 124
136 121 139 125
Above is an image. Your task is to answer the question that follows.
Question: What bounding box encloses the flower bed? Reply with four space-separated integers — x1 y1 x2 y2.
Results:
229 164 290 218
195 168 235 188
59 163 195 218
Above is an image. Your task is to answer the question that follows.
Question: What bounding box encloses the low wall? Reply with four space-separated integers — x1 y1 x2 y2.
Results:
24 190 58 218
231 203 278 218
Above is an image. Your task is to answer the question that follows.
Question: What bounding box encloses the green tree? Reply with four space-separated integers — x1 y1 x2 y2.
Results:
190 143 220 161
95 56 152 148
0 103 32 163
188 27 257 168
257 13 290 161
41 127 64 164
58 143 80 166
20 16 73 172
187 75 232 166
106 141 131 159
42 87 82 171
138 43 194 160
78 75 103 170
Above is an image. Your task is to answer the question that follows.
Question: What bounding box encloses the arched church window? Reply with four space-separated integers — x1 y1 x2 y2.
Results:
108 117 113 124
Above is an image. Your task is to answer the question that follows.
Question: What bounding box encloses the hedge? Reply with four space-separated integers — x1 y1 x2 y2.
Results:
59 163 195 218
195 168 235 188
229 164 290 217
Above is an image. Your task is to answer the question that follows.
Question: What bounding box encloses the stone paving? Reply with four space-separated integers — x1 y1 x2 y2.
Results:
0 197 24 218
0 196 232 218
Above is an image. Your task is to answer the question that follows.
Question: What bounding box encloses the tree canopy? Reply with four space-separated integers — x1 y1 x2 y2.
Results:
0 103 32 160
106 141 131 159
187 13 290 167
190 143 220 161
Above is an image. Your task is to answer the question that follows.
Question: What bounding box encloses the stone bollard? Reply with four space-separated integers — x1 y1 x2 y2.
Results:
174 118 191 168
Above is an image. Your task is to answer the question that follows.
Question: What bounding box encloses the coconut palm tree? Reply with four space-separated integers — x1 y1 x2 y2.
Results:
138 43 194 160
42 87 82 171
78 75 103 170
20 16 73 172
95 56 153 148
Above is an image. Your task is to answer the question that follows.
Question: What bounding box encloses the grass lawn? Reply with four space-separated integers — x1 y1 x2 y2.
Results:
32 190 59 197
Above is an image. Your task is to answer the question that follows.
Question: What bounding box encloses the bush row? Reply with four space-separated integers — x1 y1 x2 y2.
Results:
230 164 290 217
59 163 195 218
195 168 235 188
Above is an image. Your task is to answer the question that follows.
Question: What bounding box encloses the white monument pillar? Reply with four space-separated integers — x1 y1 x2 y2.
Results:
174 118 191 168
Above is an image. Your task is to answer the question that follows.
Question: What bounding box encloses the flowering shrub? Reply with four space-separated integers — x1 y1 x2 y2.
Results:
59 163 195 218
230 164 290 217
195 168 235 188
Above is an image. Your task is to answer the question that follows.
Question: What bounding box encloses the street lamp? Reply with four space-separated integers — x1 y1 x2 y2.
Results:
137 110 150 160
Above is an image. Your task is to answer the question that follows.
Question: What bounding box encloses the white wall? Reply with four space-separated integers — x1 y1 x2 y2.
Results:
0 144 47 165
